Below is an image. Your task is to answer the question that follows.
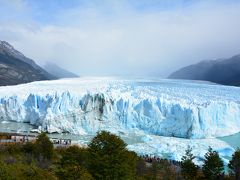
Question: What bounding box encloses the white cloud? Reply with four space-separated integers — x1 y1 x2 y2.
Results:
1 0 240 76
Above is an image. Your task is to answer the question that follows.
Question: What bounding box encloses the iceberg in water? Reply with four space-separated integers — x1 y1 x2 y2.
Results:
0 77 240 139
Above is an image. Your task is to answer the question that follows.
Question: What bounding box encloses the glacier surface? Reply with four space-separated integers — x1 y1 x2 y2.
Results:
1 77 240 163
0 77 240 139
127 134 235 165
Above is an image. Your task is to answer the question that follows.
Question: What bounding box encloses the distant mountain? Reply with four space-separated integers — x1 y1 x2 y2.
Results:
0 40 56 86
168 54 240 86
43 62 79 79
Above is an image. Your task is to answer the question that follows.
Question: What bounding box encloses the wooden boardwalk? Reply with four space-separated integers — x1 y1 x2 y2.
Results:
0 133 72 147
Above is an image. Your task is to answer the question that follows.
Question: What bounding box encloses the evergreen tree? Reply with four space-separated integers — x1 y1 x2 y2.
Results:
181 146 198 180
88 131 137 180
35 132 54 160
22 141 35 155
228 148 240 180
136 158 147 178
202 147 224 180
57 145 92 180
60 145 88 167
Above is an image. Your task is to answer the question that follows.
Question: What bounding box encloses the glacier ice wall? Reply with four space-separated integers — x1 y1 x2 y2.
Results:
127 134 235 164
0 77 240 138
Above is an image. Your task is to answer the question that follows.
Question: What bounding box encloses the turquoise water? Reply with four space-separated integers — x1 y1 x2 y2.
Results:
1 121 240 146
218 132 240 149
218 133 240 173
0 121 143 145
1 121 240 148
0 121 35 134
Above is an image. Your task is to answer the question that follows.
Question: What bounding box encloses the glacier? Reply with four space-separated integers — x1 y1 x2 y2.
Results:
0 77 240 163
0 77 240 138
127 134 235 165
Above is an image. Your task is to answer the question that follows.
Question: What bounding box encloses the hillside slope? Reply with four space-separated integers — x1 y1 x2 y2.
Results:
169 55 240 86
43 62 79 79
0 40 56 86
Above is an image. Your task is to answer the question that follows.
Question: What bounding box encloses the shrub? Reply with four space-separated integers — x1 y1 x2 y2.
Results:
0 161 13 180
22 142 35 155
56 165 93 180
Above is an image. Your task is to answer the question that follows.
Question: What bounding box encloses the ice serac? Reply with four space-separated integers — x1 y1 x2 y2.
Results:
0 77 240 138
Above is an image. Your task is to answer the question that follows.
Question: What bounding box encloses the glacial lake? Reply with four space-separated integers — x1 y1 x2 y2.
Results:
0 121 144 145
218 133 240 149
1 121 240 149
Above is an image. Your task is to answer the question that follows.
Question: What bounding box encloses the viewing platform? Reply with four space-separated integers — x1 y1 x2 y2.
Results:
0 133 72 147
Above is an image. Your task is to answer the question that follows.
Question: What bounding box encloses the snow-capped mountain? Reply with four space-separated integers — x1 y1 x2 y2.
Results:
0 40 35 66
0 40 56 86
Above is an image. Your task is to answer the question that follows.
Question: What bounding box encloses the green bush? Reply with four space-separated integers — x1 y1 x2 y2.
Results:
0 161 14 180
22 142 35 155
6 143 22 154
56 165 93 180
0 161 56 180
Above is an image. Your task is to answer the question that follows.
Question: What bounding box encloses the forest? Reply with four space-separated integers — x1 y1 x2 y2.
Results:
0 131 239 180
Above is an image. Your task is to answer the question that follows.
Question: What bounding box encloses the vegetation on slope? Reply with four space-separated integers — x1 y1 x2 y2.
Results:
0 131 239 179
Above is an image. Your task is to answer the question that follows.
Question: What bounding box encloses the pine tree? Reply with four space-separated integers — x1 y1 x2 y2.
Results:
35 132 54 160
181 146 198 180
59 145 88 167
202 147 224 180
228 148 240 180
88 131 137 180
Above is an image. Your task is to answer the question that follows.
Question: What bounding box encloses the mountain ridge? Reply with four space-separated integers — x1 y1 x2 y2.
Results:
168 54 240 86
43 62 79 79
0 40 56 86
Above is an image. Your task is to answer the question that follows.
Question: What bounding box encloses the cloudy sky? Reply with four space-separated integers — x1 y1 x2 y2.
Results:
0 0 240 77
